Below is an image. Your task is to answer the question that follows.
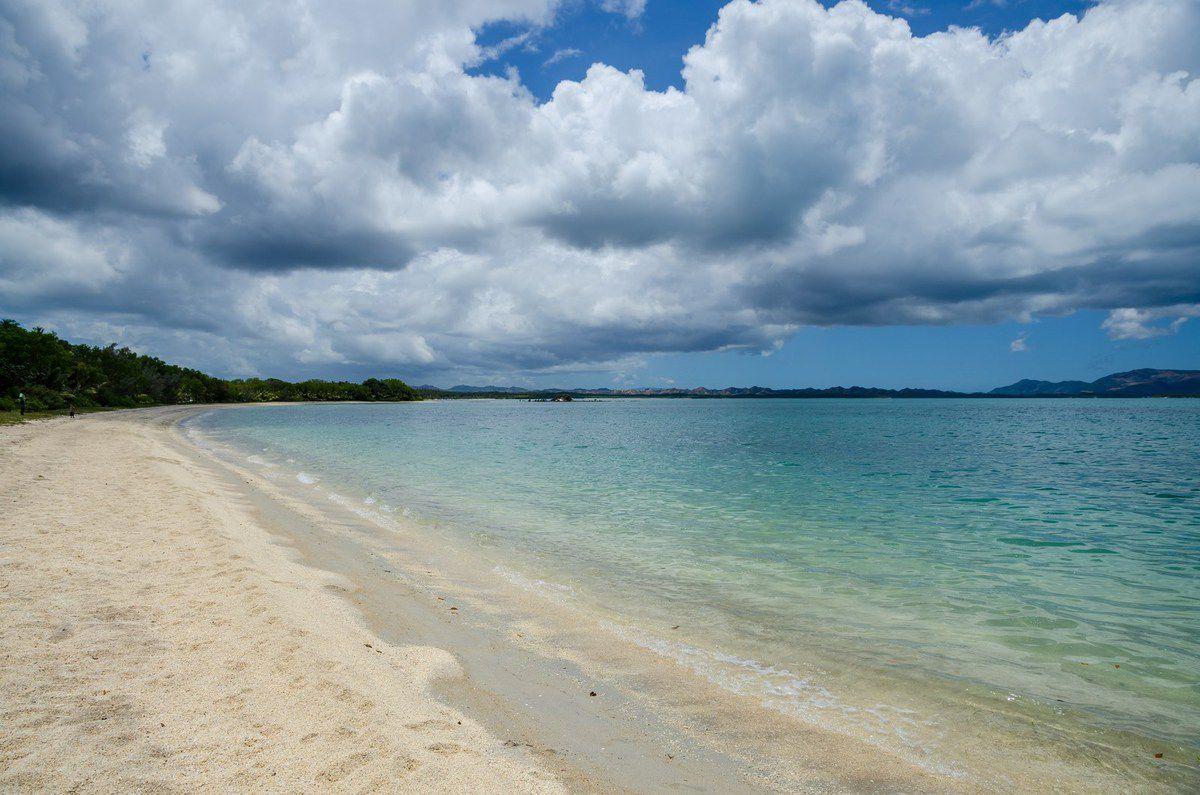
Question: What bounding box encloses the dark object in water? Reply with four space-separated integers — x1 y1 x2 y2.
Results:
530 393 575 403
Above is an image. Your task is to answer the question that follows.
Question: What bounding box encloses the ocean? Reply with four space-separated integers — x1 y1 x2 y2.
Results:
186 397 1199 786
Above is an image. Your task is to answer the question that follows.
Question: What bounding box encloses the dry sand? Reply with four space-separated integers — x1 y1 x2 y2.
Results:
0 411 564 792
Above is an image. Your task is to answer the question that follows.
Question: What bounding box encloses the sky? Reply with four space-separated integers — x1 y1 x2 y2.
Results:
1 0 1198 391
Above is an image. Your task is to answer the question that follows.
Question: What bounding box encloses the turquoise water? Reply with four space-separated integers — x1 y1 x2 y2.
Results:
189 398 1200 775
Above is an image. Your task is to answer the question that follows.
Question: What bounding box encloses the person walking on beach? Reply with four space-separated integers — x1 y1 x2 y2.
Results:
69 404 75 418
17 392 26 415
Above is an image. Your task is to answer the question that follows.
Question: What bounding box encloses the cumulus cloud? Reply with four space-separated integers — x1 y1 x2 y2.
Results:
1010 333 1028 352
1102 305 1200 339
1 0 1198 381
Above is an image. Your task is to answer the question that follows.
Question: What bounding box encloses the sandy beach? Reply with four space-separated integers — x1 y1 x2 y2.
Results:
0 408 952 794
3 407 1185 793
0 409 568 792
2 408 797 793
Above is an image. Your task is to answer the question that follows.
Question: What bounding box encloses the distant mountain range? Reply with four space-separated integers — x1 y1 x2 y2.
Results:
989 368 1200 397
419 369 1200 399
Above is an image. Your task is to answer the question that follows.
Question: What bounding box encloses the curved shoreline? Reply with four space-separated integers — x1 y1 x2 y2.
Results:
3 405 1193 791
178 402 1200 792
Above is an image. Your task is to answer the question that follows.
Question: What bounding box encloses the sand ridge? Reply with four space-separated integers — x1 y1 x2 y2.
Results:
0 412 564 792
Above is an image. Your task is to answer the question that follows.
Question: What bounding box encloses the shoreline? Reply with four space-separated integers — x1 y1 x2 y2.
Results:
3 406 1192 791
174 406 941 792
173 406 776 792
2 406 946 792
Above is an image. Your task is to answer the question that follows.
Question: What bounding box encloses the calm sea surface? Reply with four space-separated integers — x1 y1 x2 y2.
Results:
189 398 1200 776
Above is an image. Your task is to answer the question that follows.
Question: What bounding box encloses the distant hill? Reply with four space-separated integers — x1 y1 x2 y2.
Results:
991 369 1200 397
430 369 1200 400
989 379 1094 396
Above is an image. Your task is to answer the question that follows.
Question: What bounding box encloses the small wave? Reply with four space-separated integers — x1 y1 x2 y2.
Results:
494 559 956 776
183 426 214 451
374 502 411 517
494 566 575 602
998 537 1078 548
296 472 318 485
325 490 400 533
605 621 961 778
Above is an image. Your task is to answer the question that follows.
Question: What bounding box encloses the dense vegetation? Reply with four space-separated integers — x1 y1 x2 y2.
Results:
0 320 419 413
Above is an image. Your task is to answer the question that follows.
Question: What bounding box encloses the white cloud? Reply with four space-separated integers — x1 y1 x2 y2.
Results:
1010 333 1028 352
1 0 1198 380
1102 305 1200 339
544 47 583 67
0 208 125 298
125 116 166 167
601 1 648 21
886 0 930 17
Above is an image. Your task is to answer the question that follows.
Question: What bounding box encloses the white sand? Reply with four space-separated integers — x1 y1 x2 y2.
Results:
0 412 564 792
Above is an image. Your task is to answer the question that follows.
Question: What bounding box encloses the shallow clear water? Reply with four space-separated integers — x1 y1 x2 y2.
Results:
190 398 1200 773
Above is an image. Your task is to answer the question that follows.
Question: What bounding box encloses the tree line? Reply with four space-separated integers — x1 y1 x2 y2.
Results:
0 319 420 413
